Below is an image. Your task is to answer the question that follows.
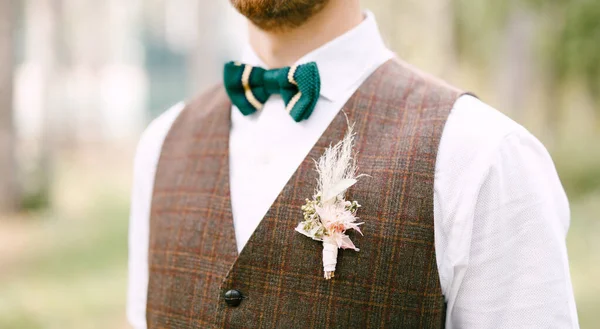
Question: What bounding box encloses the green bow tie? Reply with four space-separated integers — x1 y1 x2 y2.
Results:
223 61 321 122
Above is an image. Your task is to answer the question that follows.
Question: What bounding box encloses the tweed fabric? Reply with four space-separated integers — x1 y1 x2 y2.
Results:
223 61 321 121
147 58 462 328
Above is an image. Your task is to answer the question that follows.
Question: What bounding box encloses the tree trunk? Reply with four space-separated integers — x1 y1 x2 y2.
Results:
0 0 19 213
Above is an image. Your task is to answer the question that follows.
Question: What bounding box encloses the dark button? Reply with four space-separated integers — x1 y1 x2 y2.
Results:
224 289 243 307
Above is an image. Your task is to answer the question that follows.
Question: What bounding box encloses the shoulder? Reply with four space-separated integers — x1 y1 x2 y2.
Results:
449 94 524 136
434 94 562 221
434 94 531 200
144 102 187 141
133 102 186 169
383 58 463 105
136 83 227 156
435 93 568 221
438 94 534 174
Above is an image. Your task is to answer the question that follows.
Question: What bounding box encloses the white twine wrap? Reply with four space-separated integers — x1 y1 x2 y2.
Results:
323 239 338 279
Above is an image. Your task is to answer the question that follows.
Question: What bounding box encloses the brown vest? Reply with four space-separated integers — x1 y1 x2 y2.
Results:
147 59 462 328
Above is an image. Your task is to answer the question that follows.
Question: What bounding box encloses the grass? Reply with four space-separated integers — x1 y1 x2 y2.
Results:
0 192 130 329
0 148 133 329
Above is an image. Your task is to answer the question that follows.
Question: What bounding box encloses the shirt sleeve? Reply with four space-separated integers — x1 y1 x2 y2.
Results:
127 103 185 329
449 127 579 328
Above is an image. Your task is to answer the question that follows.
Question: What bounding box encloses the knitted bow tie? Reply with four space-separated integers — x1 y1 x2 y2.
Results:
223 61 321 122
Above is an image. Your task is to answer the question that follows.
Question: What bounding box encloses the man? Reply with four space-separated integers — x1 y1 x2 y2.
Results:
128 0 579 328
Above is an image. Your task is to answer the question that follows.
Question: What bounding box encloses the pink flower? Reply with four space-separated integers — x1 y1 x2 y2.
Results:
316 204 363 251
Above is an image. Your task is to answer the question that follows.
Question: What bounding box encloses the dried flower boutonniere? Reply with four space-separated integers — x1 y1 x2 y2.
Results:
295 122 365 280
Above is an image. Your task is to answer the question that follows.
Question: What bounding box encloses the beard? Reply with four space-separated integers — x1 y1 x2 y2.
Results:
230 0 330 31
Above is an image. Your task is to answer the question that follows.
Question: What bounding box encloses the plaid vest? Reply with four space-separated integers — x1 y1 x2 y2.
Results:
147 59 462 328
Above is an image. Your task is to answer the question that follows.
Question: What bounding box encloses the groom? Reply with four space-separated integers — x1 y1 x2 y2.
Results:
128 0 579 328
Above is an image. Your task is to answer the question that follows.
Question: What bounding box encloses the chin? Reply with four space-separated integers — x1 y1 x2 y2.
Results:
230 0 329 31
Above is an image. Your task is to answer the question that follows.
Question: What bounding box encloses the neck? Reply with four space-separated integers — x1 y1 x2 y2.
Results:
248 0 363 68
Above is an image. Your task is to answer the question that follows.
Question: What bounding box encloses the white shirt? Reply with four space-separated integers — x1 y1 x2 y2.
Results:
128 11 579 329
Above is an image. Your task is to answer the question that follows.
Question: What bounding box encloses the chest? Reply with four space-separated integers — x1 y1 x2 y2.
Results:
229 92 355 252
146 59 459 328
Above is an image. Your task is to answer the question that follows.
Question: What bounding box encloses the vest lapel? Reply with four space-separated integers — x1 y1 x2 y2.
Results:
223 70 368 279
147 85 239 327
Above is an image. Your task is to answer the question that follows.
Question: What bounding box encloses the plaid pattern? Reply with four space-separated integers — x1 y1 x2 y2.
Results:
147 58 462 328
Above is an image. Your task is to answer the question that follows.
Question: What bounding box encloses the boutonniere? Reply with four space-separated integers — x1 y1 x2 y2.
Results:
295 122 366 280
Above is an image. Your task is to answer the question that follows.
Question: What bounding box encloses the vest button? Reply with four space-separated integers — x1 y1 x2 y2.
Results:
224 289 243 307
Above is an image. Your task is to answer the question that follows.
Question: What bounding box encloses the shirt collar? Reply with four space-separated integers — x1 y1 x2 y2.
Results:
240 11 393 101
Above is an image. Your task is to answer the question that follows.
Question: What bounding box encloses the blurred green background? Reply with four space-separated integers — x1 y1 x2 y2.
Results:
0 0 598 328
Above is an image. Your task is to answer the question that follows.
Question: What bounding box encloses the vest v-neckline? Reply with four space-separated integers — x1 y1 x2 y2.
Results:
222 77 367 261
